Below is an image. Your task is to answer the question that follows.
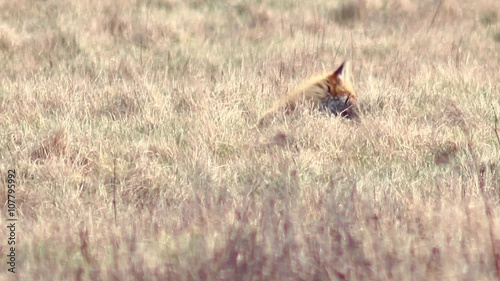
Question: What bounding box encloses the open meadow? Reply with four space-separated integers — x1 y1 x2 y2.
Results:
1 0 500 280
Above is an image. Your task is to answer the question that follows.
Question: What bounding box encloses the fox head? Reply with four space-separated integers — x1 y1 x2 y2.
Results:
325 61 357 106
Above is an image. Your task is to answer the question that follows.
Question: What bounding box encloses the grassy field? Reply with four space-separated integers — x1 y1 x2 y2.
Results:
1 0 500 280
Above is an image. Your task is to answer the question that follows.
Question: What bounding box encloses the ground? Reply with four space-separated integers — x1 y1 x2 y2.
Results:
1 0 500 280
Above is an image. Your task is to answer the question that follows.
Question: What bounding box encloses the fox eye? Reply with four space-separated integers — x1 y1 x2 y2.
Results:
345 97 350 104
326 84 332 93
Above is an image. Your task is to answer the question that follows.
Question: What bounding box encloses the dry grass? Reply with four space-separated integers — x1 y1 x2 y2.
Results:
1 0 500 280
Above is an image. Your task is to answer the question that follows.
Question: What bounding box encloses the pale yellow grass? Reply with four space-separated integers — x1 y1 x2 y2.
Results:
1 0 500 280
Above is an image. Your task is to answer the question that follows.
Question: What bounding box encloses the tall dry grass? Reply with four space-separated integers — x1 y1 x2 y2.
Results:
1 0 500 280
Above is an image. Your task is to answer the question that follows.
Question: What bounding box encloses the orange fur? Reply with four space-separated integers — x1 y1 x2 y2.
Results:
258 61 358 127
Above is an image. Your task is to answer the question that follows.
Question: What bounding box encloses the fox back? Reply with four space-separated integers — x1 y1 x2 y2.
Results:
258 61 358 127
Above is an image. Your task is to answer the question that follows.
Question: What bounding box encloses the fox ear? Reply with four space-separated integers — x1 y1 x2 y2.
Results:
332 61 349 80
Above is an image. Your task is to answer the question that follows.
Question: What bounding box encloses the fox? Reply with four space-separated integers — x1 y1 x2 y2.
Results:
258 61 358 127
